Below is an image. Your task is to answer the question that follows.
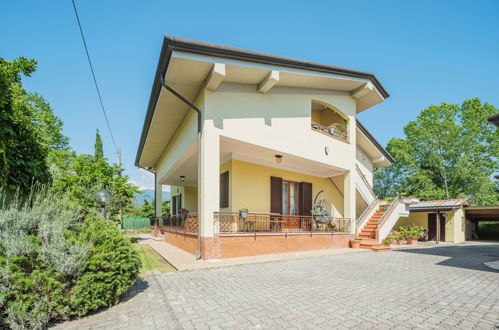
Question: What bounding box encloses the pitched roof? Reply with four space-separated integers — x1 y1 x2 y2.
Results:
409 198 469 211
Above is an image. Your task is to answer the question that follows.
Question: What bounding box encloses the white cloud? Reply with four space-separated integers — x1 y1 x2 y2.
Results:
128 168 170 192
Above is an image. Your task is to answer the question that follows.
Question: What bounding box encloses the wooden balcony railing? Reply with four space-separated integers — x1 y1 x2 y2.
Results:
311 121 349 142
214 212 353 234
155 214 199 234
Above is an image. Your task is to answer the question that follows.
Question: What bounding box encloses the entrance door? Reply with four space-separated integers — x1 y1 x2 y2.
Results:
428 213 446 241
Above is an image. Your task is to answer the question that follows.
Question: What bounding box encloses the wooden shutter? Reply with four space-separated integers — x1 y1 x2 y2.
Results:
299 182 312 216
220 171 229 208
178 194 182 211
270 176 283 214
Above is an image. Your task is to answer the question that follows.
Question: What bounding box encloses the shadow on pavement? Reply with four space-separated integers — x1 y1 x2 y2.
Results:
395 244 499 273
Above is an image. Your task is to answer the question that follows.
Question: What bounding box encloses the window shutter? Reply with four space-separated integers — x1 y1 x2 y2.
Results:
270 176 283 214
178 194 182 212
299 182 312 216
220 171 229 208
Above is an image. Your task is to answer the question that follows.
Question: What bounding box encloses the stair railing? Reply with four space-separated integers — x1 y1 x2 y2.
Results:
356 198 377 226
374 195 403 241
377 195 402 226
355 198 379 235
355 164 375 198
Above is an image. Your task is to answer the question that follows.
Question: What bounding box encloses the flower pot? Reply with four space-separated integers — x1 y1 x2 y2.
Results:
396 239 404 245
407 237 417 245
386 238 393 244
350 240 361 248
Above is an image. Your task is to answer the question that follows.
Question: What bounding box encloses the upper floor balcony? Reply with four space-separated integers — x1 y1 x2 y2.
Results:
311 100 349 143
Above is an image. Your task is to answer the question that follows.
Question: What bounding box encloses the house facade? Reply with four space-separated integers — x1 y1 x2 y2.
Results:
136 35 399 259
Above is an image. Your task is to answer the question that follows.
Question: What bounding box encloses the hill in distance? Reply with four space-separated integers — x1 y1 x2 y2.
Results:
134 190 170 205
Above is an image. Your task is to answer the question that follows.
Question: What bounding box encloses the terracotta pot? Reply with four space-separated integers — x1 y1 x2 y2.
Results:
386 238 393 244
407 237 417 245
396 239 404 245
350 240 361 248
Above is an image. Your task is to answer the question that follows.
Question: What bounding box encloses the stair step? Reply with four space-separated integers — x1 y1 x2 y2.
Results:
359 240 391 252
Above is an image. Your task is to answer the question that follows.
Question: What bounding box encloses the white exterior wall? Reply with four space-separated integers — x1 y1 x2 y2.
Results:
356 147 374 186
204 84 357 172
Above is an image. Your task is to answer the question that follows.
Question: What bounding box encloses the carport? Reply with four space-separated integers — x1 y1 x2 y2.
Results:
465 206 499 240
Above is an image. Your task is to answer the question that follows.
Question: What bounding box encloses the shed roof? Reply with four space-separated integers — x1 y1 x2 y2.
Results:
409 198 469 211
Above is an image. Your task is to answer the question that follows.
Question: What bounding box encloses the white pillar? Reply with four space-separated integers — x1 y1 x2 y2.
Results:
155 177 163 218
344 170 356 234
198 122 220 241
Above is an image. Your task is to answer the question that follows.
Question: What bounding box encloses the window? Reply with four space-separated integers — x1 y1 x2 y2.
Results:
282 180 299 215
220 171 229 208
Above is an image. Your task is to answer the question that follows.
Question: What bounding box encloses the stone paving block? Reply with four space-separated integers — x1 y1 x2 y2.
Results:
52 243 499 330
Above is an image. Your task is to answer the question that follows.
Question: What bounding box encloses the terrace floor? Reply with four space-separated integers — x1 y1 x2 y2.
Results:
52 242 499 329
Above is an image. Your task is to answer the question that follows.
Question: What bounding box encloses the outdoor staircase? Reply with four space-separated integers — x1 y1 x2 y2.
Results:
356 209 391 252
358 209 384 239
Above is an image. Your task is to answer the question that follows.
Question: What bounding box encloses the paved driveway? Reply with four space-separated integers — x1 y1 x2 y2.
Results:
53 243 499 329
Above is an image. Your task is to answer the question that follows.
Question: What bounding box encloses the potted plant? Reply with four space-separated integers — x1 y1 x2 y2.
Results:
239 208 249 219
386 234 397 244
350 238 362 248
404 224 424 245
312 209 326 222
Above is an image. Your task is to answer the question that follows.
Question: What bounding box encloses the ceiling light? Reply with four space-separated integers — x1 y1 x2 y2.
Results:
179 176 185 182
275 154 283 164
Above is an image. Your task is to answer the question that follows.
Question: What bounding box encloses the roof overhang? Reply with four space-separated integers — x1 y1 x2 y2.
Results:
136 35 390 168
356 120 394 167
409 199 470 212
465 205 499 222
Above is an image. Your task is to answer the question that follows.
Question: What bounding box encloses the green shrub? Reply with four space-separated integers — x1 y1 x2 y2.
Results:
69 216 140 316
0 189 141 329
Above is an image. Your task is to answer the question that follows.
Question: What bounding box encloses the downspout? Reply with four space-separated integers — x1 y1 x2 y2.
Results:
159 75 203 260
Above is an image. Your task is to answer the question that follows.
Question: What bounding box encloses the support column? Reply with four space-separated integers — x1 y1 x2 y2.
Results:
343 170 356 235
152 173 162 236
198 122 220 259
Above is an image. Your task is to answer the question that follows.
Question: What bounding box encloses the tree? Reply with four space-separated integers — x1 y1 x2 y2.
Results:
94 129 103 159
0 57 69 193
374 98 499 205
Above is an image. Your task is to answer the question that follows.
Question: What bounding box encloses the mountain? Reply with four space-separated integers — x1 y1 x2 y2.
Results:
134 190 170 205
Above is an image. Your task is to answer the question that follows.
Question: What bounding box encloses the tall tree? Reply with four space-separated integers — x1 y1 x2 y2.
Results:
94 129 104 159
374 98 499 205
0 57 68 193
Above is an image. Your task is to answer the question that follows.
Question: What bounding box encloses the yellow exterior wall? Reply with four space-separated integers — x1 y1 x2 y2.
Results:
169 185 198 213
396 208 465 243
228 159 344 217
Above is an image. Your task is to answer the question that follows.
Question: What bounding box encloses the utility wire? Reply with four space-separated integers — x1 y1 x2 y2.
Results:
71 0 119 156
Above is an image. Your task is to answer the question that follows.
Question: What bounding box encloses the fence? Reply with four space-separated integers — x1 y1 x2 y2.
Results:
122 217 151 231
214 212 353 234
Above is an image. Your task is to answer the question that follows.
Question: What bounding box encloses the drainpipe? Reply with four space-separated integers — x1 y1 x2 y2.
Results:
159 75 203 260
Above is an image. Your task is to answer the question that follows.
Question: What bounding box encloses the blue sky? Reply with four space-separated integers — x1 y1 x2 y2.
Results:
2 0 499 191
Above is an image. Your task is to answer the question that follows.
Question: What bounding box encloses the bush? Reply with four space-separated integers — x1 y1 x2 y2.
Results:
0 189 141 329
69 216 140 316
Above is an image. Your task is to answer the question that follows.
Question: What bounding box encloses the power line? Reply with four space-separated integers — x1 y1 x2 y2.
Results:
71 0 119 160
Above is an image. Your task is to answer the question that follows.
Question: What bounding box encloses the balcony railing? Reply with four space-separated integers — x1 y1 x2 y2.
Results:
214 212 353 234
154 214 199 234
311 121 349 142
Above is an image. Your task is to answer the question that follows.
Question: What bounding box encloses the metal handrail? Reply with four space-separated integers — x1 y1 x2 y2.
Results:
311 121 349 142
377 195 401 226
214 212 353 234
355 164 375 197
356 198 378 226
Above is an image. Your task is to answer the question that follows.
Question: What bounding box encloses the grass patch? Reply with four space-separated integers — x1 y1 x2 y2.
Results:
134 244 176 275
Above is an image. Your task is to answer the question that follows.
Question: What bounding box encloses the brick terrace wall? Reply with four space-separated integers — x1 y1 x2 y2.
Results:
164 231 353 259
218 233 352 258
164 230 198 255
